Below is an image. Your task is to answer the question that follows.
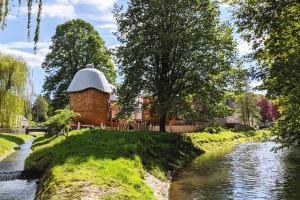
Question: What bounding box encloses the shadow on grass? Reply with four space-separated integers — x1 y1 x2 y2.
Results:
26 129 203 175
0 133 25 145
32 135 58 148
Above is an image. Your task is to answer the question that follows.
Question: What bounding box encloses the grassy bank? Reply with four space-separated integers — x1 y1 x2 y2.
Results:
0 133 33 159
26 129 270 200
185 129 271 152
25 129 201 200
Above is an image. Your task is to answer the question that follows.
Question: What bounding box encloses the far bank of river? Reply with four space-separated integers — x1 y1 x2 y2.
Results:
169 141 300 200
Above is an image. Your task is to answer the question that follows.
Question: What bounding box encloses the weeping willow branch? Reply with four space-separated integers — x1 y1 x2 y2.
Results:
0 54 29 128
33 0 42 52
0 0 43 51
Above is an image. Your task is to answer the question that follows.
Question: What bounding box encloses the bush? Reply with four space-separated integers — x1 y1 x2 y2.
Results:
204 122 225 134
42 109 79 135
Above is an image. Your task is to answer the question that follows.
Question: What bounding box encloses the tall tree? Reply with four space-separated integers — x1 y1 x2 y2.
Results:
237 92 260 129
114 0 236 132
0 0 43 51
32 95 49 122
42 19 116 110
0 54 28 127
232 0 300 145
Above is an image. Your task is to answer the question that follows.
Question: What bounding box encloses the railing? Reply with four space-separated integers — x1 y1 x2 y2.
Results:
25 127 48 134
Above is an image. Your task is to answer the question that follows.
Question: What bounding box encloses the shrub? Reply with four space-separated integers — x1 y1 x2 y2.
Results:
42 109 79 135
204 122 225 134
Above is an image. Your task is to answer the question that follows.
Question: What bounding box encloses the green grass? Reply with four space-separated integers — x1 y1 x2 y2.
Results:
0 133 33 157
26 129 271 199
26 129 201 200
185 129 271 152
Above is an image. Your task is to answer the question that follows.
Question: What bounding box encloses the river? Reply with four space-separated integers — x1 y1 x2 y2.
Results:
169 141 300 200
0 139 37 200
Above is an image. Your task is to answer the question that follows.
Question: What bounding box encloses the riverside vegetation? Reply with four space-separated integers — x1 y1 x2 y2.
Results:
25 129 270 200
0 133 33 160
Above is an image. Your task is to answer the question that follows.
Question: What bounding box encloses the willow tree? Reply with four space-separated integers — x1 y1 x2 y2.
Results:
0 54 29 128
0 0 42 50
114 0 236 132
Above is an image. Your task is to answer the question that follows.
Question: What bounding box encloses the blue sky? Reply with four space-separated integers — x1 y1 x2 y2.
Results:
0 0 253 95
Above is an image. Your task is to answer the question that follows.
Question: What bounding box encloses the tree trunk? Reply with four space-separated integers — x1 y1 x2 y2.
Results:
159 114 167 132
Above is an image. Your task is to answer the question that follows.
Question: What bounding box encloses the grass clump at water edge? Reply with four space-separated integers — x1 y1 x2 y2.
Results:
184 129 271 152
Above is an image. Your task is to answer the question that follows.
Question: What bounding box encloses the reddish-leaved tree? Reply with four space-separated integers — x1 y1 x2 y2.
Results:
257 98 279 123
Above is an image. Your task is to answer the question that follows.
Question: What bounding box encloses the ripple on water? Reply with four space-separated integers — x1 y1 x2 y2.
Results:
0 180 36 200
169 142 300 200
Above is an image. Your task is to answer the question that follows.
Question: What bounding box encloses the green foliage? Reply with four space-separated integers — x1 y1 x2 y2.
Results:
42 19 116 110
273 97 300 147
26 129 200 199
232 0 300 146
0 0 42 51
227 64 261 130
114 0 236 131
204 122 225 134
237 92 260 129
32 95 49 122
42 109 79 135
0 54 29 128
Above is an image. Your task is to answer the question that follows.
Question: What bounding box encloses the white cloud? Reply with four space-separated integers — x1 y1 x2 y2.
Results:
236 38 253 56
58 0 116 11
0 42 50 49
96 23 117 32
0 42 50 68
41 4 76 19
20 3 75 19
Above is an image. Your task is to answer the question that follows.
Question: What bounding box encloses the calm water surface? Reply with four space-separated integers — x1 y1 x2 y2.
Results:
169 142 300 200
0 139 37 200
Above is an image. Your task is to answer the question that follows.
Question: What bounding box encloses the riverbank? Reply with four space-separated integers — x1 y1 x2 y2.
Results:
0 133 33 161
25 129 270 200
25 129 202 199
186 129 271 152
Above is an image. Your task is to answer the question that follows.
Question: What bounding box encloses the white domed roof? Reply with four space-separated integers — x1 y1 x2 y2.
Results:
67 64 112 93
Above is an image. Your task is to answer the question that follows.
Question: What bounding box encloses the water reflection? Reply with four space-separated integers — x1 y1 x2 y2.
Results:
169 142 300 200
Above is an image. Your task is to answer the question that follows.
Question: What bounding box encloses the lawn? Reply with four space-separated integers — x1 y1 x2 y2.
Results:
26 129 271 200
0 133 33 158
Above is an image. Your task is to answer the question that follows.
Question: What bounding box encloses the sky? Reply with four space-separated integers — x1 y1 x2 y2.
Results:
0 0 253 95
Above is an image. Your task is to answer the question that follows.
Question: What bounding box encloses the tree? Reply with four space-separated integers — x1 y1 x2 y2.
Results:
232 0 300 145
229 64 260 129
42 19 116 110
237 92 260 129
257 97 279 124
114 0 236 132
32 95 49 122
42 108 79 135
0 54 29 127
0 0 43 51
